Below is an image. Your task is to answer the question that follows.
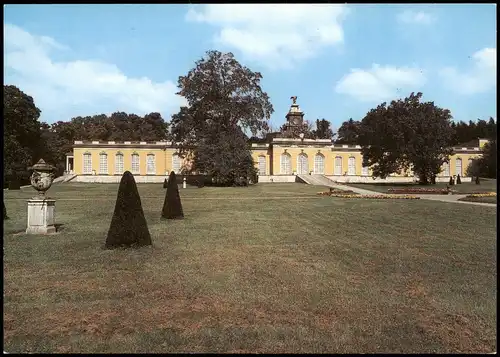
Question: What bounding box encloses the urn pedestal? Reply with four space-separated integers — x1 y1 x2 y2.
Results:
26 199 56 234
25 159 57 235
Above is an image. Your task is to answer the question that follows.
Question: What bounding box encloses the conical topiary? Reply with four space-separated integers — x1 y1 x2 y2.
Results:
163 178 168 189
475 176 481 185
456 174 461 184
430 175 436 185
161 171 184 219
3 201 8 220
105 171 152 249
449 176 454 186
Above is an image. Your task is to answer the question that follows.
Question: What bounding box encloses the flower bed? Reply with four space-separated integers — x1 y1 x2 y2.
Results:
465 192 496 198
317 189 358 196
387 187 452 195
331 194 420 199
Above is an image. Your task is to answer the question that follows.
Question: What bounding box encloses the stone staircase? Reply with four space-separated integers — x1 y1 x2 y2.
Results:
296 174 336 187
296 174 385 196
53 173 77 183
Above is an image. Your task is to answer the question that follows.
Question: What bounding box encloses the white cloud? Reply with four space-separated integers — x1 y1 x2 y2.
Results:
397 10 435 25
186 4 348 69
3 24 185 122
439 47 497 95
335 64 427 103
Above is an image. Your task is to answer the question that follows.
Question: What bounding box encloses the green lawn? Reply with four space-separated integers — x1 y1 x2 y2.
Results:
3 183 497 354
349 179 497 194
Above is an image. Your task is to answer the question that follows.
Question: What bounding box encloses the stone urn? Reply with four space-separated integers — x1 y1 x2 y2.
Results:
29 159 56 199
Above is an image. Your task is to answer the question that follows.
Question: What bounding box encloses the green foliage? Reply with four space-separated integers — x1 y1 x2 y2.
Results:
475 176 481 185
450 117 496 145
3 85 43 182
356 92 454 184
449 176 454 186
192 124 258 186
105 171 152 249
162 171 184 219
465 140 497 179
163 178 168 189
3 201 8 220
336 118 360 144
312 119 335 140
171 50 272 186
456 174 462 184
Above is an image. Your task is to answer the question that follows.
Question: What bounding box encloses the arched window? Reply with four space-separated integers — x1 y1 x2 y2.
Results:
314 154 325 174
280 153 291 174
99 152 108 175
297 153 309 174
442 161 450 177
348 156 356 175
131 152 140 174
258 155 266 175
334 156 342 175
115 152 124 174
147 153 156 175
172 153 181 174
455 158 462 176
83 152 92 175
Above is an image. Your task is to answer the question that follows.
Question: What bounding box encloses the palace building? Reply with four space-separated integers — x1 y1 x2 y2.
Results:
67 98 486 183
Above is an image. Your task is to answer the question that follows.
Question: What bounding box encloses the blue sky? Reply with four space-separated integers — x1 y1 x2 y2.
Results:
4 4 496 132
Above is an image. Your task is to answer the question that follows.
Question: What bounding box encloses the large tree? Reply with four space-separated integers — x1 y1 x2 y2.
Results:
3 85 43 182
171 50 273 185
336 118 360 144
357 92 454 184
312 118 334 140
467 139 497 179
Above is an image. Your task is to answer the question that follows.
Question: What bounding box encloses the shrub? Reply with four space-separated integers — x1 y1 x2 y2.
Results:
163 178 168 189
475 176 481 185
105 171 152 249
162 171 184 219
8 180 20 190
449 176 454 186
430 175 436 184
456 174 462 184
3 201 8 220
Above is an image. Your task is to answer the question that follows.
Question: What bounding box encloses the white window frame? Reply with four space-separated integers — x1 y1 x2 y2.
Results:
455 158 462 176
131 153 140 174
314 154 325 174
115 152 124 175
172 154 181 174
83 152 92 175
258 156 266 175
280 153 291 175
297 154 308 174
362 165 369 176
442 162 450 177
147 154 156 175
334 156 342 175
98 152 108 175
348 157 356 176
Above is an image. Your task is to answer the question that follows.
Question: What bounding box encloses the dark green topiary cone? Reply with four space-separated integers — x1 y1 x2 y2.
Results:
163 178 168 189
105 171 152 249
161 171 184 219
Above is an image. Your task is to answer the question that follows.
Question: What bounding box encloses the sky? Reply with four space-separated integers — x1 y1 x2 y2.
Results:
4 4 497 132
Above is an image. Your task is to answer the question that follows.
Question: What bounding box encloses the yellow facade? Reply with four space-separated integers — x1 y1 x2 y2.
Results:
71 140 484 178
